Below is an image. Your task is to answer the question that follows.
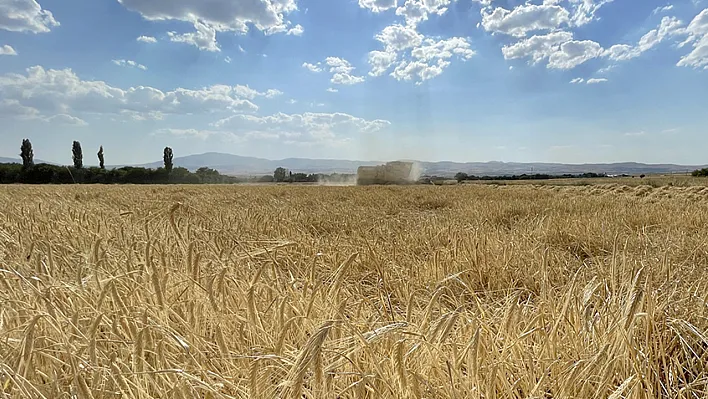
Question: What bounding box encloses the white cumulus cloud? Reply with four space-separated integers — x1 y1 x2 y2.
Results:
395 0 450 26
652 4 674 15
481 4 570 37
368 50 398 76
603 16 685 62
210 112 391 145
677 34 708 69
502 31 573 64
264 89 284 98
325 57 366 85
485 1 651 68
676 9 708 69
112 59 148 71
232 85 284 100
326 57 355 74
683 8 708 42
375 24 423 52
500 22 686 70
411 37 475 61
45 113 88 126
118 0 300 52
568 0 614 27
602 44 637 61
637 16 684 53
586 77 608 84
117 0 297 35
0 66 290 123
287 24 304 36
0 44 17 55
385 37 474 82
302 62 322 72
359 0 397 13
137 35 157 43
0 99 40 119
369 23 473 83
331 73 365 85
0 0 59 33
547 39 603 69
391 59 450 83
168 21 220 52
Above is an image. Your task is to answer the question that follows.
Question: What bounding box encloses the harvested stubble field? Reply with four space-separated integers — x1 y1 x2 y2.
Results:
1 183 708 398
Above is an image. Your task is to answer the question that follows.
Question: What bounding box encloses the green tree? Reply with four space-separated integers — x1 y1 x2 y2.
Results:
20 139 34 170
163 147 174 173
97 146 105 170
72 141 83 169
274 167 287 182
170 167 200 184
196 167 221 183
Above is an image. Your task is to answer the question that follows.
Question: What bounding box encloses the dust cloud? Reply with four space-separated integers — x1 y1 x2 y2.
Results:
316 174 358 186
408 161 424 182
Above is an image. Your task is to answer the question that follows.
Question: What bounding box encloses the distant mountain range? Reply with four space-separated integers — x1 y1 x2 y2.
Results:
0 157 50 164
0 157 16 164
138 152 705 177
4 153 705 177
137 153 382 175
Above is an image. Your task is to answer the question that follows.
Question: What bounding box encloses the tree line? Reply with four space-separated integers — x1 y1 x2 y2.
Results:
454 172 610 182
272 167 355 183
3 139 354 185
1 139 259 185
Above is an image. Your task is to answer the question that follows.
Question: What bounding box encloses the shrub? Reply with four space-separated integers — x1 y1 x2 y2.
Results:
692 168 708 177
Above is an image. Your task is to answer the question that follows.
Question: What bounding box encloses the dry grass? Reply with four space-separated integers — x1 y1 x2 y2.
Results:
1 183 707 398
463 175 708 188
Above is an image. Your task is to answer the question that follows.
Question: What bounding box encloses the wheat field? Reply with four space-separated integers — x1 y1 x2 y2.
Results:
1 183 707 398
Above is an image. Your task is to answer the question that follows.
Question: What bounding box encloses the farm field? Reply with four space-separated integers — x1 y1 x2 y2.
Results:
460 174 708 188
1 184 708 398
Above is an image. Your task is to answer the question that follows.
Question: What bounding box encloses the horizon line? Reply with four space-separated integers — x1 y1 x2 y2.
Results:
2 151 707 169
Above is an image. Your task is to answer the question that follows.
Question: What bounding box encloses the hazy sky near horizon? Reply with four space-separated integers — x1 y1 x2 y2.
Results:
0 0 707 165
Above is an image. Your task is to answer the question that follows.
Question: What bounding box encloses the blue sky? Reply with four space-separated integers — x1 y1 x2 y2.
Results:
0 0 707 165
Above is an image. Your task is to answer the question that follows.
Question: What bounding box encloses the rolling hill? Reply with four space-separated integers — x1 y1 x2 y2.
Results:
140 152 704 177
1 157 50 165
4 152 703 177
137 153 383 175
